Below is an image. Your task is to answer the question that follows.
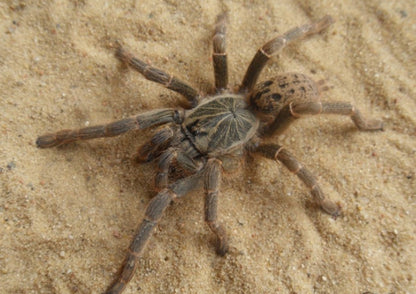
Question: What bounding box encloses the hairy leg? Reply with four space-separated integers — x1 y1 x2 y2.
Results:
212 12 228 92
156 148 203 190
240 16 333 93
204 158 229 255
155 148 177 190
135 126 175 162
116 45 200 107
255 143 341 217
36 109 182 148
105 172 203 294
263 101 383 136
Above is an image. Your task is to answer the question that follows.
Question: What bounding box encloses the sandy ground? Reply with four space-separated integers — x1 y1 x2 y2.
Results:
1 0 415 293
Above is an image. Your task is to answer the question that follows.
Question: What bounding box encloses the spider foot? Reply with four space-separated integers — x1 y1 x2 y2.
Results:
314 15 335 33
359 119 384 131
215 235 229 256
208 222 229 256
321 199 342 219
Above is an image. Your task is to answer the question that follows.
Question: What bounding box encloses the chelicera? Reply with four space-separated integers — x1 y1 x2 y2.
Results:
36 13 383 294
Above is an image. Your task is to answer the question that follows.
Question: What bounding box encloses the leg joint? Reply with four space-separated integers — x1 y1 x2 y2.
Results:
273 146 284 160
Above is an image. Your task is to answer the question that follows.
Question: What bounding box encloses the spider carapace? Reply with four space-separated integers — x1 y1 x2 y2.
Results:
36 13 383 294
183 95 258 154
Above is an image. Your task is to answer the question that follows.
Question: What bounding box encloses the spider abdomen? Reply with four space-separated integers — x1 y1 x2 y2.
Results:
250 73 320 114
183 94 259 155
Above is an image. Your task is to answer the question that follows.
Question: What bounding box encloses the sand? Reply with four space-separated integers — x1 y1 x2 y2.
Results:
1 1 415 293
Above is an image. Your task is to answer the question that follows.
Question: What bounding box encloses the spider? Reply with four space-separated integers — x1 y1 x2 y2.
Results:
36 13 383 294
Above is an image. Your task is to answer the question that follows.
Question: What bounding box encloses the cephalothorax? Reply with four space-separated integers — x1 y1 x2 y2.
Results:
37 13 383 294
183 94 258 155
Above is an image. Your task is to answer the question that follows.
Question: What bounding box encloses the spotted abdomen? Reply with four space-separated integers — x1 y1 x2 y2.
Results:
249 73 320 114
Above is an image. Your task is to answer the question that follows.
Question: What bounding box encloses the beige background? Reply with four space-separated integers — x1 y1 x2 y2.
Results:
1 0 415 293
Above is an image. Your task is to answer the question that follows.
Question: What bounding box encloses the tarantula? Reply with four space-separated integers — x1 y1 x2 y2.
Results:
36 13 383 294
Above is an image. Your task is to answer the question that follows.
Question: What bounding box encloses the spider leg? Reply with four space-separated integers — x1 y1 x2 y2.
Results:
105 172 203 294
255 143 341 217
240 15 333 93
36 109 182 148
212 12 228 92
135 125 175 163
156 146 203 190
263 101 383 136
204 158 229 256
317 102 383 130
116 45 200 107
155 148 177 190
